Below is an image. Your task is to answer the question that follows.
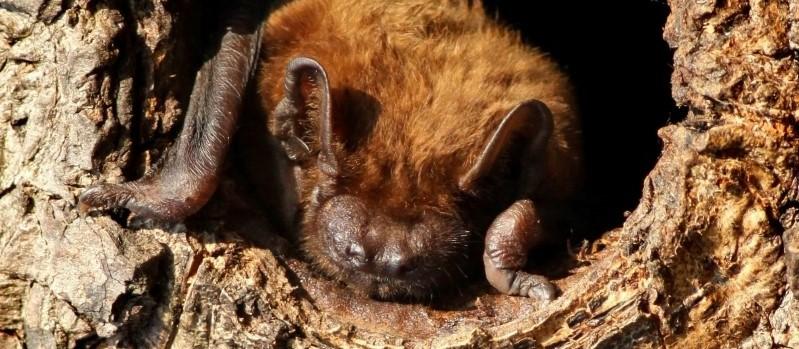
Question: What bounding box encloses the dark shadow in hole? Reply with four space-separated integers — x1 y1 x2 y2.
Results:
482 0 682 239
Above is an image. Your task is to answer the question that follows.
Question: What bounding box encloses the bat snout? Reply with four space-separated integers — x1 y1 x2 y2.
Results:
331 238 419 278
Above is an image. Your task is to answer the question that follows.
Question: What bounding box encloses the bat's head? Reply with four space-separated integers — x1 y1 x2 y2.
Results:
303 193 474 299
270 57 553 299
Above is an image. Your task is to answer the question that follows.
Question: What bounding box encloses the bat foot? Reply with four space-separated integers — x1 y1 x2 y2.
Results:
484 253 559 301
514 272 559 301
79 183 137 214
79 181 195 223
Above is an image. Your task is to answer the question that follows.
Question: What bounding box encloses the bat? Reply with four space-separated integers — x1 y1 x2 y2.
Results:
80 0 582 300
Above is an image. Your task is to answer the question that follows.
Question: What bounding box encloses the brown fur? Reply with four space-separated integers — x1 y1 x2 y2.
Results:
256 0 581 296
261 0 580 204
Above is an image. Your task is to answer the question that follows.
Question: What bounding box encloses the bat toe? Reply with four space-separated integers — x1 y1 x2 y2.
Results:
78 182 183 222
79 183 136 213
519 273 559 301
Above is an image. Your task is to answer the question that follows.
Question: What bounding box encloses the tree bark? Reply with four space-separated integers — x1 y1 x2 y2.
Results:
1 0 798 348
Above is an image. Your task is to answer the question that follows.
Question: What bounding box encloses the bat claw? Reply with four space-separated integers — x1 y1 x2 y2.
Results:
79 179 205 223
516 272 559 301
78 183 132 213
484 253 559 301
78 182 161 221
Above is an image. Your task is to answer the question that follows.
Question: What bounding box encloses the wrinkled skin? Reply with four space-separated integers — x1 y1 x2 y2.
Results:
483 200 558 300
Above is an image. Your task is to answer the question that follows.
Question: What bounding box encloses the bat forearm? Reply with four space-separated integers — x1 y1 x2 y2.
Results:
80 0 267 221
162 11 265 210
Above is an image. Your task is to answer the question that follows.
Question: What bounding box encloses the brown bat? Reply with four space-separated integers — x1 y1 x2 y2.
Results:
79 0 582 300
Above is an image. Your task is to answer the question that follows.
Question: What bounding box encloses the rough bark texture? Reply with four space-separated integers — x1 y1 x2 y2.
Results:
1 0 798 348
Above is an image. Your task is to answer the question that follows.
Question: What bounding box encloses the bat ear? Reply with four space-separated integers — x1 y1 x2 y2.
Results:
272 57 339 177
458 100 554 195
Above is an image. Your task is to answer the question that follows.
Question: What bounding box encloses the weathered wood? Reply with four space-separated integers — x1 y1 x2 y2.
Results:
1 0 798 347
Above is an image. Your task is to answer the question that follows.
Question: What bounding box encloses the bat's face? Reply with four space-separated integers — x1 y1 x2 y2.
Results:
301 192 477 299
269 57 555 299
265 57 477 298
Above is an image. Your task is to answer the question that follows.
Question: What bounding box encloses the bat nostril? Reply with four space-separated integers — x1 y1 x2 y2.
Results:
378 253 417 277
342 243 368 267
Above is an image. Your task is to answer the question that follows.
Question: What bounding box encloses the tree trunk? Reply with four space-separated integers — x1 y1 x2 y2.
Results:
1 0 798 348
